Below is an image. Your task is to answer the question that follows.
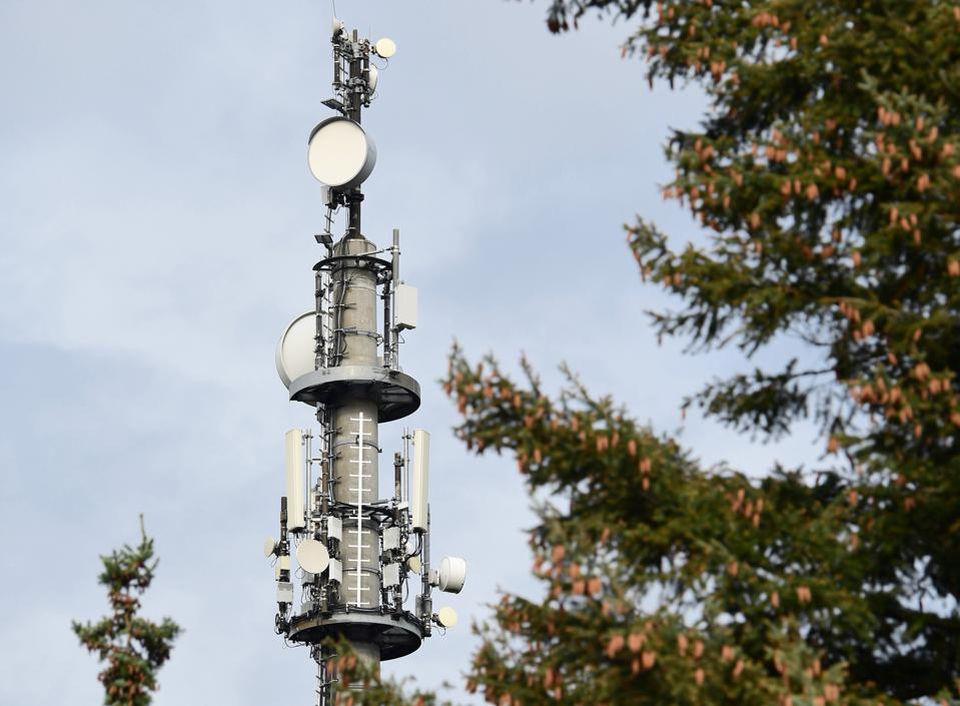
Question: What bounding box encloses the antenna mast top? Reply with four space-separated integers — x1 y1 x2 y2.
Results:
309 22 394 239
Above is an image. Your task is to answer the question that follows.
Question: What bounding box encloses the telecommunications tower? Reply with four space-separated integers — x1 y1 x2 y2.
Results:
267 19 467 704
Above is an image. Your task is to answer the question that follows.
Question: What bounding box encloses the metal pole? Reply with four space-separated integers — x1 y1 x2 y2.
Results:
347 30 363 238
382 278 392 368
390 228 400 367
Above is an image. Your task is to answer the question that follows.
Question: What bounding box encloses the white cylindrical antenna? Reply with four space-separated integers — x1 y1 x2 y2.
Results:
411 429 430 532
437 556 467 594
285 429 306 531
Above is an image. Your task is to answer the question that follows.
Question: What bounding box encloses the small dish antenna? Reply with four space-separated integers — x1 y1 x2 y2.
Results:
263 537 278 558
307 117 377 189
406 556 421 573
276 311 316 388
296 539 330 574
437 606 458 628
366 66 379 94
373 37 397 58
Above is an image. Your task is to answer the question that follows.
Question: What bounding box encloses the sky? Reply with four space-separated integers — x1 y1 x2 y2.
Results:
0 1 822 704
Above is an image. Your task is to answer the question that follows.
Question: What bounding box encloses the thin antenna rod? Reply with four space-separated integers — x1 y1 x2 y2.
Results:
347 29 363 238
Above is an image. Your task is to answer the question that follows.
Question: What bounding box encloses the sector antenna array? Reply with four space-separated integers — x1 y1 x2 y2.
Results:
266 20 467 704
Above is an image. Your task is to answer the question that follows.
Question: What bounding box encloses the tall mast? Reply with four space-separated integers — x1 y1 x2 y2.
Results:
267 18 467 704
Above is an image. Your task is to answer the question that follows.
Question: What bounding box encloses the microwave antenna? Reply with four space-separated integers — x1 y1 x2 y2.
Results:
267 18 467 705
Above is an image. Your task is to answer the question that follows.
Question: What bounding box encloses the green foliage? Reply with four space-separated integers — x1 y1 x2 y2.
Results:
342 1 960 703
73 516 181 706
318 637 456 706
440 353 896 705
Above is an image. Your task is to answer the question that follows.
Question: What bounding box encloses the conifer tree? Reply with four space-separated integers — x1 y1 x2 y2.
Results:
342 1 960 703
73 516 181 706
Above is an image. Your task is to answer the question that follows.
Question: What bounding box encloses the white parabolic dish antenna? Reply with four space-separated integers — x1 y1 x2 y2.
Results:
437 606 458 628
263 537 277 558
307 117 377 189
276 311 316 388
374 37 397 58
296 539 330 574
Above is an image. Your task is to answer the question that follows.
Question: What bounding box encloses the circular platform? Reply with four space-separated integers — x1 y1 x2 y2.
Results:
314 253 392 275
288 610 423 661
288 366 420 422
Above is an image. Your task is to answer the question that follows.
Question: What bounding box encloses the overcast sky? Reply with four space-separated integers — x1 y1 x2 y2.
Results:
0 1 821 703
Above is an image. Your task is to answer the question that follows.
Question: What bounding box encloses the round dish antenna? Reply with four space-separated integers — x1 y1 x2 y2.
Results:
437 606 458 628
296 539 330 574
276 311 316 388
406 556 421 573
374 37 397 58
307 117 377 189
263 537 278 558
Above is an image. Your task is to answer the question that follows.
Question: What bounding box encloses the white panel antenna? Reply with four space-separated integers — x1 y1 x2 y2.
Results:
328 558 343 584
395 284 418 330
277 582 294 604
327 515 342 542
285 429 306 531
383 563 401 588
411 429 430 532
383 526 401 551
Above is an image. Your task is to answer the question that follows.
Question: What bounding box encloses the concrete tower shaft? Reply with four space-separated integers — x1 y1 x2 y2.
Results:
329 236 382 645
331 236 379 368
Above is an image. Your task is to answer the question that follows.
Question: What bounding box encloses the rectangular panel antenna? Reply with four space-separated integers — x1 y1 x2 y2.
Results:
383 563 400 588
327 515 342 541
395 284 418 330
383 526 401 551
277 582 294 604
411 429 430 532
328 558 343 584
285 429 306 531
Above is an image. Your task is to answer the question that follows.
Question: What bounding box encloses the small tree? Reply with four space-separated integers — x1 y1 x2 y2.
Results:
73 515 181 706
